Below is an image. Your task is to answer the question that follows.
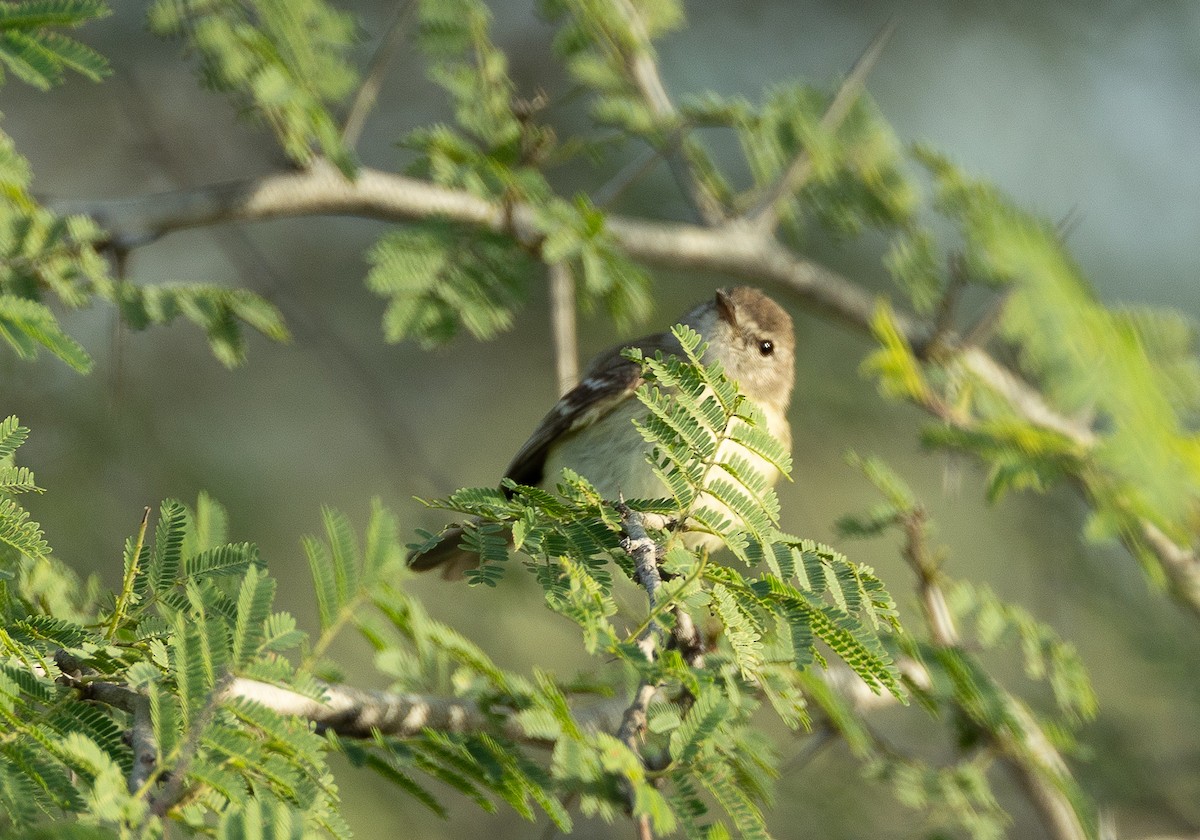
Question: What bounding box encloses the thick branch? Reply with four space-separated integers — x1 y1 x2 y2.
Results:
57 652 632 748
56 655 157 793
615 502 664 749
228 677 492 738
56 165 888 335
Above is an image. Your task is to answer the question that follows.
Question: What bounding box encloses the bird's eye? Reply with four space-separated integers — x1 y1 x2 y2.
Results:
758 339 774 356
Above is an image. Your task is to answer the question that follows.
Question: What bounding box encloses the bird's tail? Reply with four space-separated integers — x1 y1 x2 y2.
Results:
406 525 479 580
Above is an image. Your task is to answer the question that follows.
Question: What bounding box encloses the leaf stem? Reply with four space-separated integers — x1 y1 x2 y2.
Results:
105 506 150 641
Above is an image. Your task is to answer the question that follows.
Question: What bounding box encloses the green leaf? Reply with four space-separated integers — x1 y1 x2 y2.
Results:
0 496 49 561
115 282 289 368
231 566 275 668
149 0 356 171
303 534 339 633
708 582 764 680
668 687 729 765
860 300 926 403
184 542 260 581
366 224 533 347
0 1 110 90
0 465 39 493
416 0 521 148
150 500 188 593
0 294 92 372
321 506 360 608
0 414 29 460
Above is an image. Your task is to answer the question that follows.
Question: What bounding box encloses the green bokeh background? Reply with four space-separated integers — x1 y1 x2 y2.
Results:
6 2 1200 837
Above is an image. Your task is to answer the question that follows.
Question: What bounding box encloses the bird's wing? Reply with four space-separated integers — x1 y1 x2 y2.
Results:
503 331 673 487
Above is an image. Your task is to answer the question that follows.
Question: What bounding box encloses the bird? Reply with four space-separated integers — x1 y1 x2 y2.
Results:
407 286 796 578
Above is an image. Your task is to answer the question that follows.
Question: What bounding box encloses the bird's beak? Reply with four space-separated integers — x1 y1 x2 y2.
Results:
715 288 737 326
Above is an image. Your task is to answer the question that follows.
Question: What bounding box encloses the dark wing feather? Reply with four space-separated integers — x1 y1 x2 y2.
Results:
410 329 677 575
504 330 676 487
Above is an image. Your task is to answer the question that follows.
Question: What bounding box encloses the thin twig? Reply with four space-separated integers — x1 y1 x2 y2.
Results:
614 502 667 839
55 652 157 793
149 676 232 816
781 723 835 773
922 255 967 358
608 0 724 226
593 144 667 209
960 289 1012 349
548 262 579 395
899 507 957 647
108 245 130 413
746 17 898 231
341 0 417 148
105 507 150 641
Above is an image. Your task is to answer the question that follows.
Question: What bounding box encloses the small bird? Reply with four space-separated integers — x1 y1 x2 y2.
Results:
408 286 796 577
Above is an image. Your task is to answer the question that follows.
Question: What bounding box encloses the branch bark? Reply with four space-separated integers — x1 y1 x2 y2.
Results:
615 502 667 840
55 163 892 335
615 501 664 745
56 654 157 794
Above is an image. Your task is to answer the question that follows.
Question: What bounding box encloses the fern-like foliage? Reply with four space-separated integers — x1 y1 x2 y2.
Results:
0 0 110 91
417 326 904 837
860 147 1200 595
148 0 357 173
366 223 534 347
540 0 683 136
0 416 49 573
0 483 358 836
114 281 290 368
731 82 917 235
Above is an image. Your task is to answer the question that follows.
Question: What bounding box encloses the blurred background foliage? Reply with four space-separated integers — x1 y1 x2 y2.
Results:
4 1 1200 837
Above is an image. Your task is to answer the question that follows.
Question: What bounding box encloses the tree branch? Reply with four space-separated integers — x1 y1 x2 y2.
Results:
593 144 668 209
228 677 492 738
899 506 957 647
898 511 1091 840
548 261 579 395
616 502 666 840
54 162 1200 616
56 653 157 794
54 163 889 335
615 501 663 740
